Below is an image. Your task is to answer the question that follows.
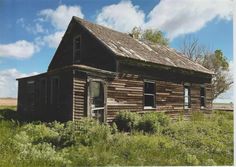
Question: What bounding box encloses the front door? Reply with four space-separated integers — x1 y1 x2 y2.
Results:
88 79 106 122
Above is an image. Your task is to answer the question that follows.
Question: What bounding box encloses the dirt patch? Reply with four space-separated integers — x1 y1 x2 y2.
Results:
0 98 17 106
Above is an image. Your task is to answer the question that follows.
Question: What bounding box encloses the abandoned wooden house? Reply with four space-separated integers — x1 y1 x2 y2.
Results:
17 16 213 122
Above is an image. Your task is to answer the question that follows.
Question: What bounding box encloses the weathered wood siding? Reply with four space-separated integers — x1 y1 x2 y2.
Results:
156 81 184 111
105 70 212 122
205 83 213 110
48 18 117 72
73 71 87 120
106 74 143 122
17 69 73 122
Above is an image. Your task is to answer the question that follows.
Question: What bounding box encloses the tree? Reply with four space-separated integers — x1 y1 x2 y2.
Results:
179 36 233 99
142 29 169 46
130 27 169 46
130 27 142 39
202 50 233 99
179 35 210 63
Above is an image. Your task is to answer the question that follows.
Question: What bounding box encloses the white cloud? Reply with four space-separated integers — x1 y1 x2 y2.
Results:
17 18 46 34
35 23 45 33
0 40 38 59
0 69 38 98
95 0 233 39
37 31 64 48
96 1 145 32
43 31 64 48
39 5 84 30
145 0 233 39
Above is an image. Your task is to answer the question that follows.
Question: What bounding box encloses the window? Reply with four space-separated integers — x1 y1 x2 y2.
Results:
39 79 47 104
27 80 35 107
90 81 104 108
184 84 191 109
144 81 156 108
51 77 60 104
73 36 81 63
27 80 35 94
200 85 206 108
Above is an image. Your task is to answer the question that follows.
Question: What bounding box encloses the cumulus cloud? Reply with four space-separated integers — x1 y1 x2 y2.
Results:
17 18 46 34
96 0 233 39
39 5 84 30
34 31 64 48
42 31 65 48
0 69 38 98
0 40 38 59
145 0 233 39
96 0 145 32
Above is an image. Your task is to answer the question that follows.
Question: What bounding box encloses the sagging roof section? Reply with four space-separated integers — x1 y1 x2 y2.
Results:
74 16 213 75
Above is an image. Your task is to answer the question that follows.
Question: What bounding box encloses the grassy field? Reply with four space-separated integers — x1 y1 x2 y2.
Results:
0 106 233 166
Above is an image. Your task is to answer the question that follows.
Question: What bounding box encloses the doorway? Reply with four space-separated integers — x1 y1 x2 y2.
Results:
88 79 106 122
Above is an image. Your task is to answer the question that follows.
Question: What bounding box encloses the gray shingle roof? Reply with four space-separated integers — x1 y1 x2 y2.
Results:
74 16 213 75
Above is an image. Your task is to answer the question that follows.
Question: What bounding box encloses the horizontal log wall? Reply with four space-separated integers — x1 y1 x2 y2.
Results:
107 73 143 122
156 81 183 111
17 70 73 122
106 73 213 123
73 72 87 120
205 83 213 110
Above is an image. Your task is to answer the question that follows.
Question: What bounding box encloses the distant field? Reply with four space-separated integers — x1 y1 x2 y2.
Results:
0 98 17 106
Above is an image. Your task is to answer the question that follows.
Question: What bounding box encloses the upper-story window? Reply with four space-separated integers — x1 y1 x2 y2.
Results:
200 85 206 109
73 36 81 63
144 81 156 109
184 83 191 109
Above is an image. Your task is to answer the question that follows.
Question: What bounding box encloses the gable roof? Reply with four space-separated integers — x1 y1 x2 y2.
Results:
74 16 213 75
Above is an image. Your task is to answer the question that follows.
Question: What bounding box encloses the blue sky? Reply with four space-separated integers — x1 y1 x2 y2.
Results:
0 0 233 102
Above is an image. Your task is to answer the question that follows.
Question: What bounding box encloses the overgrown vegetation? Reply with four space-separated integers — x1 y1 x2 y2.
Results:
0 107 233 166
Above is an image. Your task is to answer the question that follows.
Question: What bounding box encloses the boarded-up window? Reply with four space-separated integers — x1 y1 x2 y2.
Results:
200 86 206 108
73 36 81 63
27 80 35 108
184 85 191 109
51 77 60 104
27 80 35 94
144 81 155 108
39 79 47 104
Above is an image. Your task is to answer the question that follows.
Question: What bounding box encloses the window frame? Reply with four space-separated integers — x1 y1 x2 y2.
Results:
184 83 191 109
143 80 156 109
27 80 36 107
27 80 35 94
200 84 206 109
39 78 47 104
50 76 60 105
73 35 81 63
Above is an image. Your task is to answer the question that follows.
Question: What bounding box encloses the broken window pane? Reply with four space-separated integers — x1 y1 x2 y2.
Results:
144 82 155 94
200 87 205 107
90 81 104 107
144 81 155 108
184 85 191 108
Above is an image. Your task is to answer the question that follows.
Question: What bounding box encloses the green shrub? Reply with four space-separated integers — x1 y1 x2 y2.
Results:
114 111 140 132
136 112 170 133
0 106 233 166
191 111 205 121
136 113 160 133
